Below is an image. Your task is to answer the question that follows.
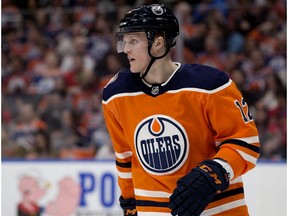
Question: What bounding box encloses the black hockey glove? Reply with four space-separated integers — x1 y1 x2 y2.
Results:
119 195 137 216
168 160 229 216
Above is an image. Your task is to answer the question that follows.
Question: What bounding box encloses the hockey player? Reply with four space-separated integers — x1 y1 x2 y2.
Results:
102 4 260 216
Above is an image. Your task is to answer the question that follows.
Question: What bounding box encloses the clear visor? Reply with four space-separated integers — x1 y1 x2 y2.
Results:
116 32 148 53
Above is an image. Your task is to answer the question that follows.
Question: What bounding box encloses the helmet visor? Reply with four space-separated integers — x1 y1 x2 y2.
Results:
116 32 148 53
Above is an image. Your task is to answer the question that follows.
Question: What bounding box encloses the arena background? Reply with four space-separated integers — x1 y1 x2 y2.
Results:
2 0 287 215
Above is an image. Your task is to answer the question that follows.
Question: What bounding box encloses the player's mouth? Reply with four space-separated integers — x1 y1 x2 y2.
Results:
128 57 135 62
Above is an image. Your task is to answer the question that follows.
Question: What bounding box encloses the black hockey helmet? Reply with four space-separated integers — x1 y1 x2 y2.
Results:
117 4 179 53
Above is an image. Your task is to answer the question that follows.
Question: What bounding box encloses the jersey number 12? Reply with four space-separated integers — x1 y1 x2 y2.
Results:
234 98 253 123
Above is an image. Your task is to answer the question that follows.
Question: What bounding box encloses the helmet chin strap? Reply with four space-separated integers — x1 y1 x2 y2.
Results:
140 45 171 80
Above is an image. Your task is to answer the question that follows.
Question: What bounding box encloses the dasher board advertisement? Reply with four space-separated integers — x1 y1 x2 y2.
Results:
2 160 122 216
2 160 287 216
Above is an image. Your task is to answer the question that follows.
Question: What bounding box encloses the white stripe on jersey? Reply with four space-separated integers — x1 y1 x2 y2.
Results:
138 212 171 216
102 92 144 104
236 149 258 165
117 171 132 179
201 199 246 216
134 188 171 198
168 79 232 95
238 136 259 144
230 176 243 184
115 151 132 159
215 135 260 146
213 159 235 180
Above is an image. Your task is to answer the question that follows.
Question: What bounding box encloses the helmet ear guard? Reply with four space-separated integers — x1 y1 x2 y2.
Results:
146 30 156 46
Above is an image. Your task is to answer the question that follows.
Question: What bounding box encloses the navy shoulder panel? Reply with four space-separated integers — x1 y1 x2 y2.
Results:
174 64 230 90
102 64 230 101
102 69 141 101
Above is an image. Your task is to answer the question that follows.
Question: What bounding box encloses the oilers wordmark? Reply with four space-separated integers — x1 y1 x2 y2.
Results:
135 115 189 175
140 135 181 169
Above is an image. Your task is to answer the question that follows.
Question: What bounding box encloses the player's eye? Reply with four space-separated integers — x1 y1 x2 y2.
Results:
127 39 138 45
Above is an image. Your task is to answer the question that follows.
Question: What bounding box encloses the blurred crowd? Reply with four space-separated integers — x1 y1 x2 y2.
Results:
2 0 286 161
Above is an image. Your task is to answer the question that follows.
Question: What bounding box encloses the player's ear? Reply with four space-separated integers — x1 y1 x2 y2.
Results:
152 36 165 56
155 36 165 48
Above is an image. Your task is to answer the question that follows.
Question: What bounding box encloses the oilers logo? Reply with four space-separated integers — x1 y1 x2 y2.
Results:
134 115 189 175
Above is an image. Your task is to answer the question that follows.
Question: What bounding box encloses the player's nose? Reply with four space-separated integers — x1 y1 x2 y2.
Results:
123 43 132 54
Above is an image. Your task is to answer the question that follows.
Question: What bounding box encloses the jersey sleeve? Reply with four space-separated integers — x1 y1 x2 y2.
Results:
206 80 260 179
102 102 135 199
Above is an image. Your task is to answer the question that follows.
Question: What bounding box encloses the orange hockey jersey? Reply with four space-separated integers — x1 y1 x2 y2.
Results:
102 63 260 216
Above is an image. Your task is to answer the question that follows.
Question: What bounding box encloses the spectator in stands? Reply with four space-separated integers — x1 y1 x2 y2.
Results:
2 0 22 32
196 33 227 70
74 36 96 71
255 103 286 160
96 51 126 89
230 69 259 108
69 71 100 148
40 90 70 133
50 109 80 158
3 56 31 95
63 54 88 95
30 50 64 94
3 102 49 159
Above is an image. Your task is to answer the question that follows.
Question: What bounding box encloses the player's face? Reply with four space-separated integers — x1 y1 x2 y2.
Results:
121 32 150 73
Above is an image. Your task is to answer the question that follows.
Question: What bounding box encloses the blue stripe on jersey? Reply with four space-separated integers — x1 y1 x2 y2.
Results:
212 187 244 202
102 64 230 101
116 160 132 168
220 139 260 153
136 200 169 208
